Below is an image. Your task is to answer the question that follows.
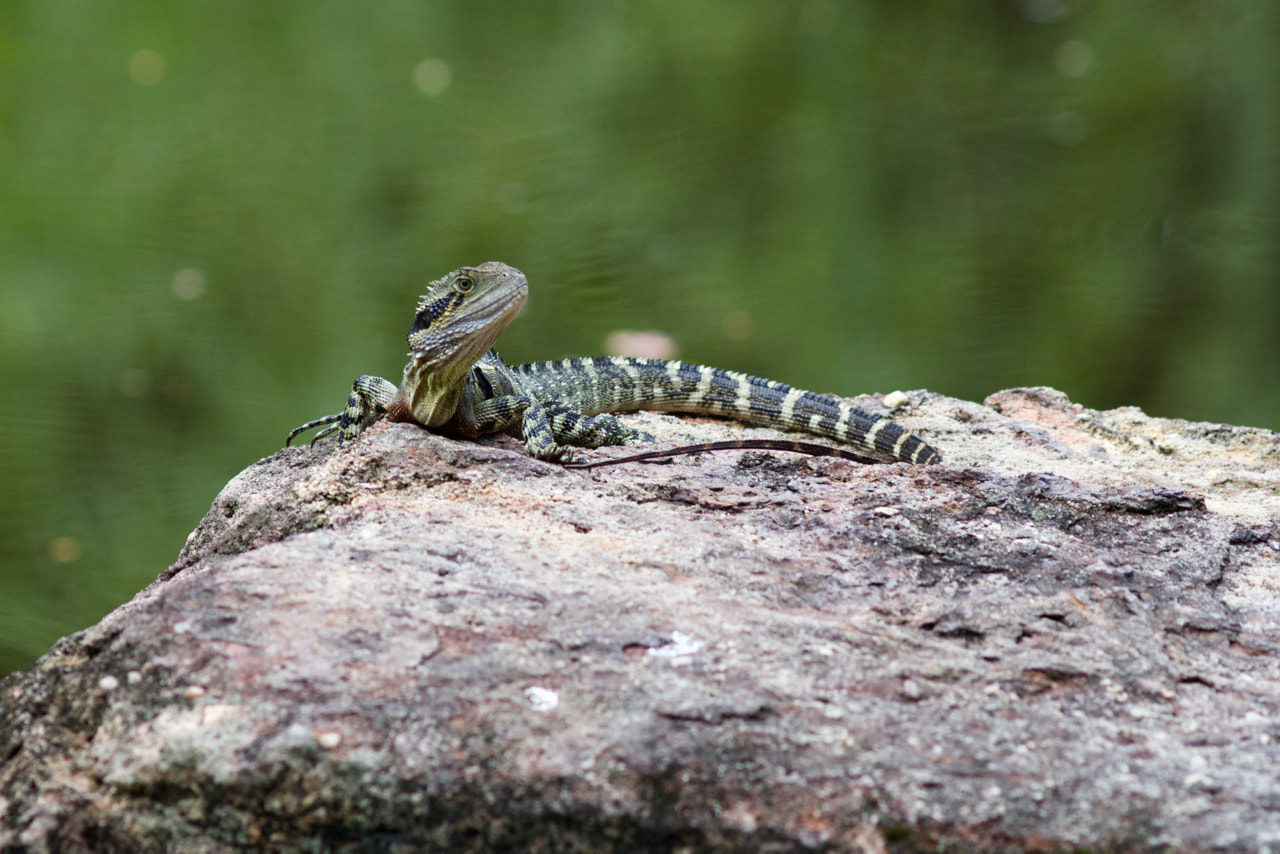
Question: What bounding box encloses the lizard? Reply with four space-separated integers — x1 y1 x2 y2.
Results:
286 261 942 467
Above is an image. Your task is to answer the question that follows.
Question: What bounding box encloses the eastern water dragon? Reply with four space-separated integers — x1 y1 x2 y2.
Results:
286 262 941 468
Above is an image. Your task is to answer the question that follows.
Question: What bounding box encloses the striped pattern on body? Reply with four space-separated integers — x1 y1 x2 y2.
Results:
510 357 941 465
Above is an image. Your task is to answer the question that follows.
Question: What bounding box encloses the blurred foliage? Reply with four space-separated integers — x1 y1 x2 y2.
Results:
1 1 1277 675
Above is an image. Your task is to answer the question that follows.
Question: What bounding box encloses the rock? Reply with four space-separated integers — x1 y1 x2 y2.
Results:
3 387 1280 852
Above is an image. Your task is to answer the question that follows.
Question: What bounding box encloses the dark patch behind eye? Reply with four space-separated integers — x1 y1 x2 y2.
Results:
409 292 461 337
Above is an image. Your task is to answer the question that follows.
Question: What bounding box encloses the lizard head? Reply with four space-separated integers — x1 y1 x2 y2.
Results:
395 262 529 428
406 261 528 371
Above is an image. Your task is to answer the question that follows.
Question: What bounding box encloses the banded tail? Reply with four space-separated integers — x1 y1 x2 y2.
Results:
511 357 941 465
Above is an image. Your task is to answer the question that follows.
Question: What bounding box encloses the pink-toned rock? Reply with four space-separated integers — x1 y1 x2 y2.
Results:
3 388 1279 852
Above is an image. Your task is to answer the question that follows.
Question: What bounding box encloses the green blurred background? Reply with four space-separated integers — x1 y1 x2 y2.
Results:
1 1 1277 675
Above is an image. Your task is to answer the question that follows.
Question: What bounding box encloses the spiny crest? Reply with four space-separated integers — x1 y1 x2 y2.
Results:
414 267 469 318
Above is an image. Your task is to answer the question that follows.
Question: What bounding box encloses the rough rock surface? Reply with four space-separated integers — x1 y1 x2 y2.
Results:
3 387 1280 852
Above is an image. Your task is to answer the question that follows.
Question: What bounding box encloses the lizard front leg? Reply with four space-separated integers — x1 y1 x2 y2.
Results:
452 394 571 462
452 393 658 461
539 403 656 448
286 375 398 446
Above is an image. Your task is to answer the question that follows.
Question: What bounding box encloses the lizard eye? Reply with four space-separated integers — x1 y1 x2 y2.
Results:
453 275 475 294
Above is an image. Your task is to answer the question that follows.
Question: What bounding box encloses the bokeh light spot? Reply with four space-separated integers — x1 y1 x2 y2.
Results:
171 268 206 300
120 368 151 398
49 537 83 563
1054 41 1094 78
604 331 677 360
413 59 452 96
129 49 165 86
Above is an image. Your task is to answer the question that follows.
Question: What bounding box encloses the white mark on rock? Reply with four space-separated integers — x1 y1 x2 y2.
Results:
316 730 343 749
202 704 237 726
883 390 910 408
525 686 559 712
647 631 704 658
